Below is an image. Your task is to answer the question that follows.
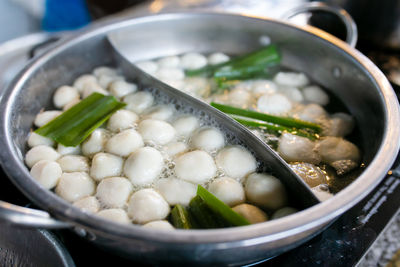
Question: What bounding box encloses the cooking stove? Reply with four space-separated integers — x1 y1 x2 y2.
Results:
1 12 400 267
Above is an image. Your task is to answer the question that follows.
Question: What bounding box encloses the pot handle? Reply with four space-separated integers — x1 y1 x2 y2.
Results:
0 200 71 229
281 1 358 48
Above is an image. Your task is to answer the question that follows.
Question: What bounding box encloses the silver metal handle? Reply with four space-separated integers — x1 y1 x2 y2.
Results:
0 200 71 229
282 2 358 48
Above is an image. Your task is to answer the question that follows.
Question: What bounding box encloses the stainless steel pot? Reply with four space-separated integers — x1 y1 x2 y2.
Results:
0 12 399 266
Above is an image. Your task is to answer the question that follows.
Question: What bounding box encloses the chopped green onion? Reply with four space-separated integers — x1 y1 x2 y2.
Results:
171 205 193 229
210 102 321 133
35 93 126 146
190 185 250 227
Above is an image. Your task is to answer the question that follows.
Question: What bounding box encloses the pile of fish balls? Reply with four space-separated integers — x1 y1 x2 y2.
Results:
26 66 297 229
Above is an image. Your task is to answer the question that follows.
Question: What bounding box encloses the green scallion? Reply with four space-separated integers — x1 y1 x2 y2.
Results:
185 45 281 82
231 116 318 140
171 204 193 229
210 102 321 133
35 93 126 146
192 185 250 227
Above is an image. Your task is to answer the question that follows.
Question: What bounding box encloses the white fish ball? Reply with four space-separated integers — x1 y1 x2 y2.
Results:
157 56 180 68
298 104 327 123
191 127 225 152
73 196 100 213
232 203 268 224
57 155 89 172
277 133 321 165
181 77 210 97
107 109 138 132
55 172 95 202
97 209 130 224
73 74 97 92
180 52 207 70
208 177 245 207
93 66 117 78
142 220 174 230
82 82 108 98
82 129 108 156
154 178 197 206
303 85 329 105
163 142 188 157
226 88 253 109
124 147 163 186
53 85 80 108
175 150 216 184
251 80 278 96
97 75 114 89
156 68 185 81
57 144 81 155
245 173 288 210
257 93 292 114
316 137 360 164
30 160 62 189
34 110 62 127
96 177 133 208
105 129 144 157
230 80 254 91
25 145 60 168
163 79 185 91
28 132 54 147
274 72 309 87
123 91 154 114
138 119 176 145
128 189 170 224
172 116 199 137
325 113 354 137
90 153 124 181
280 87 304 103
136 61 158 75
316 137 360 174
207 52 230 65
97 75 124 89
216 146 256 180
143 105 174 121
63 99 80 111
289 162 327 188
271 207 298 219
109 80 137 98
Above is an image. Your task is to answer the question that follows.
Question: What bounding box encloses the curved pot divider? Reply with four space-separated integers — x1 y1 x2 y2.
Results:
108 36 320 210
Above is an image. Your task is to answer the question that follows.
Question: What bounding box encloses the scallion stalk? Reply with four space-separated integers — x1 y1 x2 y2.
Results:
35 93 126 146
171 204 193 229
185 45 281 81
188 196 227 229
194 185 250 227
210 102 321 133
213 45 281 81
232 116 317 140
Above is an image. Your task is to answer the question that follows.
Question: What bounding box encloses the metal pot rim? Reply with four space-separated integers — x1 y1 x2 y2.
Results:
1 12 399 245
